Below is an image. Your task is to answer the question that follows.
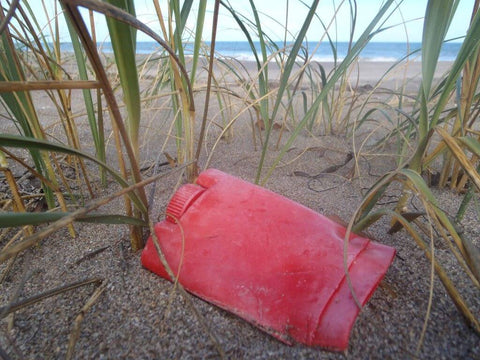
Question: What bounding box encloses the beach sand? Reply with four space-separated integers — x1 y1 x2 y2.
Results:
0 59 479 359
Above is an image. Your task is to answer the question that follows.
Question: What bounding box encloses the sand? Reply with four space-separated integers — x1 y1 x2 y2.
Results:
0 58 479 359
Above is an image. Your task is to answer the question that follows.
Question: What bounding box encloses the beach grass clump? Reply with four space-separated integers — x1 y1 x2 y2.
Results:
219 0 403 184
0 0 193 258
349 0 480 343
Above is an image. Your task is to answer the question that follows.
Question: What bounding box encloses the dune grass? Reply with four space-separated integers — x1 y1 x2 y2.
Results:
348 0 480 342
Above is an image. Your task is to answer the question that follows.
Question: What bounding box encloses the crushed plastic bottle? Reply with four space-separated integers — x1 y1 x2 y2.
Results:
141 169 395 351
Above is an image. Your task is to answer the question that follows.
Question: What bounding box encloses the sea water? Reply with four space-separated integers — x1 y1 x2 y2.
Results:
60 41 461 62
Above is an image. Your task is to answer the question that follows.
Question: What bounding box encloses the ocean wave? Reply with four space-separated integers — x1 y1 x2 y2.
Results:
59 41 461 62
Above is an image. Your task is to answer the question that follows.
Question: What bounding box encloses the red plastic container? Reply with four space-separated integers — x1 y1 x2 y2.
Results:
141 169 395 351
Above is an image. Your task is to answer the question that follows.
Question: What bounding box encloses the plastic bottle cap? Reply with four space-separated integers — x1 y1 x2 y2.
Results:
166 184 205 223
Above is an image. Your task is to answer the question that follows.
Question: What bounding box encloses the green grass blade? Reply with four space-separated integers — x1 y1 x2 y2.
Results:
172 0 193 57
190 0 207 84
399 166 480 287
0 19 56 206
0 134 147 213
248 0 271 134
171 0 193 62
352 208 412 237
356 181 391 223
63 10 106 185
105 0 141 159
351 178 480 332
255 0 321 182
456 177 478 222
219 1 262 67
429 7 480 129
421 0 459 97
458 136 480 157
219 1 270 125
270 0 319 121
299 0 340 65
261 0 396 184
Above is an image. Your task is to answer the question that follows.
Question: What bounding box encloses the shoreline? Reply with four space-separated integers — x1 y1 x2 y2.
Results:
55 48 455 92
132 53 455 92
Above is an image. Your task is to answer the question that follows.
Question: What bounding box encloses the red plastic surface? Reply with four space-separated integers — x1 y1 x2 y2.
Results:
141 169 395 351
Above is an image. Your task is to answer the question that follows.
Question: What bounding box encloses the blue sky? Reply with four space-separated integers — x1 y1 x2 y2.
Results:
31 1 473 43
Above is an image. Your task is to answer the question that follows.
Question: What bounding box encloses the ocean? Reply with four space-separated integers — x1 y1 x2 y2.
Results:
60 41 461 62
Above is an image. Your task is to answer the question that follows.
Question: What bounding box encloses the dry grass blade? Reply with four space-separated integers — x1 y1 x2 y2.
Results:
0 80 101 92
0 277 103 318
195 0 220 165
0 151 32 236
0 163 191 264
416 208 436 355
459 233 480 284
351 206 480 335
351 165 480 327
0 0 20 35
63 7 106 186
436 127 480 190
0 212 147 228
148 219 226 359
410 230 480 334
260 0 397 184
0 269 34 320
62 0 194 110
387 211 425 235
0 134 147 213
0 256 18 284
66 280 107 360
0 3 61 209
61 0 148 249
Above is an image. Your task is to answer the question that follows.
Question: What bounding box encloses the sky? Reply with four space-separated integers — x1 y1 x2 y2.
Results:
29 0 473 44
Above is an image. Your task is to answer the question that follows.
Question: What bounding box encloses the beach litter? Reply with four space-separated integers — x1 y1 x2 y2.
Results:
141 169 396 351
